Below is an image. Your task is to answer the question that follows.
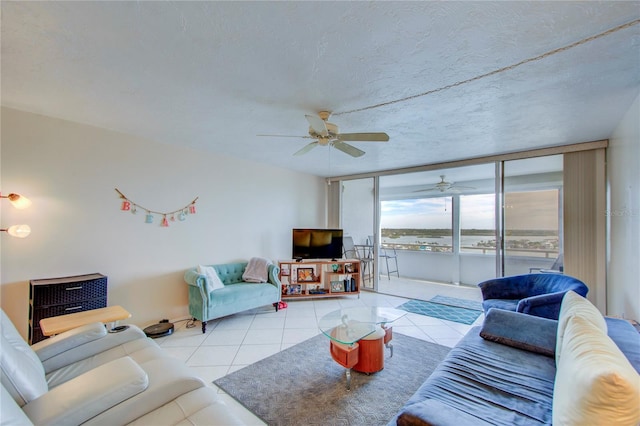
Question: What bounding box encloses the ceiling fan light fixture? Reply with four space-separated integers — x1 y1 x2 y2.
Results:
414 175 475 193
260 111 390 157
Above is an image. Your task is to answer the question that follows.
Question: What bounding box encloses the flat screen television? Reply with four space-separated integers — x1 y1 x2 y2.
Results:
292 228 343 260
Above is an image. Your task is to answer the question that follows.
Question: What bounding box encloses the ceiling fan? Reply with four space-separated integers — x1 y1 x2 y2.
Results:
258 111 389 158
415 175 476 193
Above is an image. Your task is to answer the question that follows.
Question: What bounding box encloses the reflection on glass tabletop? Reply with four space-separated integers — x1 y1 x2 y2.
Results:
318 307 407 345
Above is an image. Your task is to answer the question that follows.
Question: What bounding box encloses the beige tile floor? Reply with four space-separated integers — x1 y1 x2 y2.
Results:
153 278 484 425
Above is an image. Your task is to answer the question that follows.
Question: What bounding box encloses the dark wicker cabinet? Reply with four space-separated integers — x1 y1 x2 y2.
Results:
29 273 107 344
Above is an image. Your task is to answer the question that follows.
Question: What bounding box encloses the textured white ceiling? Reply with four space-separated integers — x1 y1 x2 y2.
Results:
2 1 639 177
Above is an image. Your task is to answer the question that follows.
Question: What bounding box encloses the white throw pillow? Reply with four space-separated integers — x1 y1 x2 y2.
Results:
552 315 640 426
197 265 224 292
556 290 607 364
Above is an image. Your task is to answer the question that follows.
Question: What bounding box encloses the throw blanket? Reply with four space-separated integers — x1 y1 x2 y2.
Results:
242 257 272 283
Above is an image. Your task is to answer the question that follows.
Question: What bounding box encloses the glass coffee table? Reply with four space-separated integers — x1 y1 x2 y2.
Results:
319 307 407 389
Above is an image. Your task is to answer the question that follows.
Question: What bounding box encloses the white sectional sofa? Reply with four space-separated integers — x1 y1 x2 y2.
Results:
0 309 243 425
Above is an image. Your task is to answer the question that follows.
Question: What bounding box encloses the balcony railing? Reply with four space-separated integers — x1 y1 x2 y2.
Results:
382 243 558 258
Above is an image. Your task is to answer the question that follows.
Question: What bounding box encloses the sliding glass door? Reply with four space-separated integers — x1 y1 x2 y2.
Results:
502 156 563 277
332 147 602 296
377 163 496 286
361 157 562 286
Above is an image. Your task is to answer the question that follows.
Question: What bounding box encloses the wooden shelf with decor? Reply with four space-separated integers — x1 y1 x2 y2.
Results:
278 259 360 299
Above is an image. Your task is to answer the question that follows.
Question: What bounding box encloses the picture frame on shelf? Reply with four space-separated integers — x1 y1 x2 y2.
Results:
331 281 345 292
281 264 290 276
344 263 354 273
308 284 326 294
297 268 315 282
287 284 302 295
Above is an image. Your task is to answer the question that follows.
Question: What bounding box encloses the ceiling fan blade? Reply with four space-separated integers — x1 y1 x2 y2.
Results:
293 141 319 156
305 114 329 137
413 187 439 193
257 134 313 139
332 141 365 158
337 132 389 142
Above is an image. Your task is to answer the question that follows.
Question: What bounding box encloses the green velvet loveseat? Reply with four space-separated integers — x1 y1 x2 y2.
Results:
184 262 281 333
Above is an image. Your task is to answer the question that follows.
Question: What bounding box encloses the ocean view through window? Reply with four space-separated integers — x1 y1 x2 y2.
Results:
381 196 453 252
339 154 564 284
380 190 559 259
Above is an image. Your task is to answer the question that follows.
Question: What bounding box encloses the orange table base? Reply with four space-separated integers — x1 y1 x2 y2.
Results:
330 340 360 389
329 326 393 388
330 341 359 369
354 326 392 373
353 336 385 373
329 327 393 374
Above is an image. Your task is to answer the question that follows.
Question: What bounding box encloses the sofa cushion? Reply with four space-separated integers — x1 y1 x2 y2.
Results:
1 384 34 426
392 328 556 425
481 298 518 314
213 263 247 285
197 265 224 292
0 330 48 407
83 357 206 425
22 357 149 426
397 399 492 426
37 325 151 374
207 283 278 308
32 322 107 362
45 338 165 388
605 317 640 373
553 315 640 425
480 308 556 357
126 386 243 426
556 290 607 364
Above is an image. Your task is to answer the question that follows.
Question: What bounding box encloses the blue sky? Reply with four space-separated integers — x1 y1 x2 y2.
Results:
381 194 496 229
381 191 558 230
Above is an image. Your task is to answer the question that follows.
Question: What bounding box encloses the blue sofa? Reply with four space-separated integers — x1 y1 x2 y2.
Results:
389 304 640 425
478 273 588 319
184 262 281 333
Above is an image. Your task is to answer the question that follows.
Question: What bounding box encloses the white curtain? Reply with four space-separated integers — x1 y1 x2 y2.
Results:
563 148 607 312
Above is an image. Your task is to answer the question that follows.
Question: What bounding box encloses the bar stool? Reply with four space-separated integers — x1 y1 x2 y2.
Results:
380 246 399 279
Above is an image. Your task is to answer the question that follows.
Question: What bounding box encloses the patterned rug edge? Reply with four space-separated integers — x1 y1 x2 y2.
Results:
429 295 483 311
399 299 482 325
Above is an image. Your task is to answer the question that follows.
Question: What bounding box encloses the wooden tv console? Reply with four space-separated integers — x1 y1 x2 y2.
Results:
278 259 361 299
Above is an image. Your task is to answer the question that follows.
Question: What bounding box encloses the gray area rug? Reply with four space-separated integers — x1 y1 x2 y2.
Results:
214 332 450 426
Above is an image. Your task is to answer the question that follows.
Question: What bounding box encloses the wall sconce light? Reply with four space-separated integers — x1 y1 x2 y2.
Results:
1 224 31 238
1 192 32 238
1 192 32 209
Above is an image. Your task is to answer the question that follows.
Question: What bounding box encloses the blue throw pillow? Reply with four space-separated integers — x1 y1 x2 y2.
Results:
480 308 557 357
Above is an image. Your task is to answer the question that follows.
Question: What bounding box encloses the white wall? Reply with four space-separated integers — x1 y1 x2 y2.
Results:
607 93 640 321
1 107 326 337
